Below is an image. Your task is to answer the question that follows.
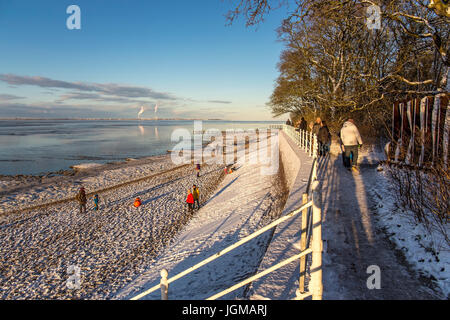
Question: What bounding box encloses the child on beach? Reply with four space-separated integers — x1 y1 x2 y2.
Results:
224 165 233 174
196 163 201 177
134 197 142 208
93 194 99 211
192 185 200 209
186 189 194 212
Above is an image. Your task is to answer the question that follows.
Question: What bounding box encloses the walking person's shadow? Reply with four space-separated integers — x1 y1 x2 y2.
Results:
318 149 440 299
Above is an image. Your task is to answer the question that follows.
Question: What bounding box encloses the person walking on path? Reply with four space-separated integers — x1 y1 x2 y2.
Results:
318 121 331 156
319 151 441 299
196 163 201 178
312 117 322 137
340 118 363 172
298 117 307 132
76 187 87 213
192 184 200 209
286 118 292 126
93 194 99 211
186 189 194 212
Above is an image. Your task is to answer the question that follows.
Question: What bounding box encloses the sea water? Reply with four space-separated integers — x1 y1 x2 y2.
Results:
0 119 280 175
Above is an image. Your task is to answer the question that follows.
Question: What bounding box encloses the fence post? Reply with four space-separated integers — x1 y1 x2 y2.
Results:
299 192 309 294
310 181 323 300
160 269 169 300
309 132 313 157
313 135 318 159
312 158 318 181
302 130 305 149
305 131 308 152
304 131 307 151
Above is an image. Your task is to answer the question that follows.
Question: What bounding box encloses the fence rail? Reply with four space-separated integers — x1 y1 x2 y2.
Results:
270 124 318 159
130 125 321 300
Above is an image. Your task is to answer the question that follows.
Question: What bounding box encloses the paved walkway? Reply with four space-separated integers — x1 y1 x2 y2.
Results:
318 153 442 299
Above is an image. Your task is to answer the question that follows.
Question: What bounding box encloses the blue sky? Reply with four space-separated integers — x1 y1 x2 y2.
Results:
0 0 290 120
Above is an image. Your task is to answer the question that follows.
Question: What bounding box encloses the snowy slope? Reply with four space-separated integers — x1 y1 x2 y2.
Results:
368 168 449 298
116 133 287 300
247 130 314 300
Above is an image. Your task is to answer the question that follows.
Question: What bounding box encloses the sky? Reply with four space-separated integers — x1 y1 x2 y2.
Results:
0 0 291 121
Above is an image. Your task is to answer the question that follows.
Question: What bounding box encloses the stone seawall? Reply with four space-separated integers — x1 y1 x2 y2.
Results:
248 130 314 299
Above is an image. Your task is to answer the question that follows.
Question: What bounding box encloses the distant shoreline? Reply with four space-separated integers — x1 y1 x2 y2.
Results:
0 118 210 121
0 118 282 122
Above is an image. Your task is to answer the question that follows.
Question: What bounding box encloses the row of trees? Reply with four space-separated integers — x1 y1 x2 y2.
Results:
226 0 449 134
226 0 450 244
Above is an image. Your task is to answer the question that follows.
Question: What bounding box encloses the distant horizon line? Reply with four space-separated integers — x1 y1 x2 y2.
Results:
0 117 283 122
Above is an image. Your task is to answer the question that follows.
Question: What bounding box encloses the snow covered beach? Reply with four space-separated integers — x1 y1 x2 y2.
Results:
0 155 180 214
116 142 288 300
0 128 448 300
0 129 288 299
0 151 227 299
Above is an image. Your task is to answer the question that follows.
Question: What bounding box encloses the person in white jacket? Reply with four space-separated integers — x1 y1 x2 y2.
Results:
340 119 363 172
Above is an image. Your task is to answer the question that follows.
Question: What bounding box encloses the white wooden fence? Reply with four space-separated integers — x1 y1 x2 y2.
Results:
130 125 322 300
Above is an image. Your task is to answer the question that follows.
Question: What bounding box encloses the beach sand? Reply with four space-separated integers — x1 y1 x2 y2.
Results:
0 130 284 299
0 151 227 299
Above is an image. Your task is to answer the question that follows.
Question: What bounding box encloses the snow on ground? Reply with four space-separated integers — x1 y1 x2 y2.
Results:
246 130 314 300
321 142 447 299
2 129 447 300
329 137 385 166
0 131 289 300
0 159 224 299
71 163 104 170
0 155 178 214
116 132 287 300
368 166 449 297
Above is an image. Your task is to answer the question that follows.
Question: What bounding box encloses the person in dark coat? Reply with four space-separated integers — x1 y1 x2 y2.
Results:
298 117 307 132
196 163 201 178
318 121 331 156
286 119 292 126
312 117 322 136
76 187 87 213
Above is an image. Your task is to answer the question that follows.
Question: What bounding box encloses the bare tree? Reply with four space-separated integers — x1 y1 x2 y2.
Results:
225 0 448 128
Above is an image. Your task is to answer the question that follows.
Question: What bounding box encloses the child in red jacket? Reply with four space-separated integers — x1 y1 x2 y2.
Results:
186 189 194 212
134 197 142 208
